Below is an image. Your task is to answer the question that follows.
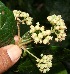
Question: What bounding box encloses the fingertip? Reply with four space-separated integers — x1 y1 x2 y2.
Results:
14 35 19 44
7 45 22 62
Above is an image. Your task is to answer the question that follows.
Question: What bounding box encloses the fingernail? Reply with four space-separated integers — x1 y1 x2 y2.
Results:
7 45 22 62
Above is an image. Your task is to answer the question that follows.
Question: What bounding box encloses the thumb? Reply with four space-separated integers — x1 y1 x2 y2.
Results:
0 45 22 73
7 45 22 63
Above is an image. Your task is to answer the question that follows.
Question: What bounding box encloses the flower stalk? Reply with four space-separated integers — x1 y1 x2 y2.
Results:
21 46 39 60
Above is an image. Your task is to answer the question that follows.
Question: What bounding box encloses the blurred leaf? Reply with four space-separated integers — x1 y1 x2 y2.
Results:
17 57 40 74
48 62 67 74
45 0 70 22
0 1 17 47
49 45 70 61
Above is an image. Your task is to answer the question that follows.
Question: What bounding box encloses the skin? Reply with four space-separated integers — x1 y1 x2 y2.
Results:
0 36 22 73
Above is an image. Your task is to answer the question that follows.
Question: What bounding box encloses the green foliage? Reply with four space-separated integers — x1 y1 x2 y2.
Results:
17 57 40 74
0 1 17 47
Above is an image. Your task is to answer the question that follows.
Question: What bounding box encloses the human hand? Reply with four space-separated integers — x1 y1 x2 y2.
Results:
0 36 22 73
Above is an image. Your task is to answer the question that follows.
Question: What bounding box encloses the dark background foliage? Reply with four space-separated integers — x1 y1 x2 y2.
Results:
0 0 70 74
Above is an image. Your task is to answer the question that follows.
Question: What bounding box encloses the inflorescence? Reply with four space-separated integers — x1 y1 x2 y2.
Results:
13 10 33 25
47 14 67 42
36 54 53 73
30 22 53 44
13 10 67 73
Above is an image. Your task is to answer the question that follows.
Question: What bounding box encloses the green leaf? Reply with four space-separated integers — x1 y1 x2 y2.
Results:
0 1 17 47
17 57 40 74
48 62 67 74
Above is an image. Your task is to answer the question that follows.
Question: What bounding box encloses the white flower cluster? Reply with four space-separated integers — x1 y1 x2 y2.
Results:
30 22 53 44
47 14 67 42
13 10 67 44
36 54 53 73
13 10 33 25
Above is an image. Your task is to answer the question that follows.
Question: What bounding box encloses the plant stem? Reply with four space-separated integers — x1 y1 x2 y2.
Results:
21 46 39 60
17 23 20 39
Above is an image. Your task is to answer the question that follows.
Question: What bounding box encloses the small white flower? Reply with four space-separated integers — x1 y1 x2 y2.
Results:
13 10 17 13
22 20 25 24
43 69 47 73
37 64 40 67
59 30 64 33
42 55 47 60
26 21 32 25
40 26 44 31
43 60 47 63
57 15 62 19
57 21 60 25
47 36 53 40
53 19 57 24
36 22 40 25
47 16 52 21
47 55 53 60
45 30 51 35
60 25 67 29
42 31 47 36
40 64 45 69
30 25 34 28
45 68 50 72
38 33 43 39
34 37 40 44
30 29 35 33
57 34 61 38
21 12 27 18
41 54 43 57
30 25 35 33
62 33 66 38
39 59 44 63
59 19 65 25
55 26 60 30
47 62 52 68
39 39 42 44
26 13 29 17
61 37 65 40
43 38 49 44
31 33 37 38
36 59 40 62
35 24 40 30
55 38 59 42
